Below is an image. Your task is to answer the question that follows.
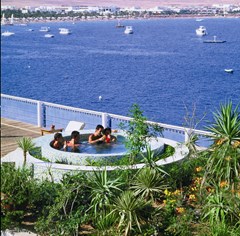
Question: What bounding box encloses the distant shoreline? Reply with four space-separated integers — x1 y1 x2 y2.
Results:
2 14 240 26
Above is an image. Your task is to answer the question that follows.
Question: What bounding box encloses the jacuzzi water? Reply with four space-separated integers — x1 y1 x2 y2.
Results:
33 130 165 165
65 135 127 154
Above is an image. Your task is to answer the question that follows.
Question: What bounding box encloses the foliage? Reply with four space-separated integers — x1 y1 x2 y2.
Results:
165 213 194 236
17 137 35 166
88 169 123 217
202 184 240 225
141 144 171 175
163 155 207 189
2 101 240 235
130 167 168 201
1 164 36 230
120 104 163 164
202 143 240 190
35 172 90 235
112 190 152 236
93 210 119 235
183 102 206 157
206 101 240 146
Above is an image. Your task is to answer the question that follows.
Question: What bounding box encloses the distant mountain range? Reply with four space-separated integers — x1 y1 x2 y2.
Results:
2 0 240 8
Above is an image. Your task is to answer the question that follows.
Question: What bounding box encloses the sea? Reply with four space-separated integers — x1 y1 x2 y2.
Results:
1 18 240 129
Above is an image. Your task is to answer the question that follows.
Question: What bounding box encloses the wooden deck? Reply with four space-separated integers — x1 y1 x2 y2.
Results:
1 118 42 157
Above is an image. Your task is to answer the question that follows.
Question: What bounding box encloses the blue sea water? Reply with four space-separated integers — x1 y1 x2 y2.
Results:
1 18 240 129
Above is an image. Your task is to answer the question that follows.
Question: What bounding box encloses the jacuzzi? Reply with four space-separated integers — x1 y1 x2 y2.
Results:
33 129 165 165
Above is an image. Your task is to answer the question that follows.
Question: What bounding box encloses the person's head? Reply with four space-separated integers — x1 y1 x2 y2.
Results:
54 133 64 143
71 131 80 142
103 127 111 135
95 124 104 135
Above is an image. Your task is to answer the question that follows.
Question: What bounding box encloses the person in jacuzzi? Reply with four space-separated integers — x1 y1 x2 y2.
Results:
102 127 117 143
50 133 64 150
64 130 81 152
88 124 104 144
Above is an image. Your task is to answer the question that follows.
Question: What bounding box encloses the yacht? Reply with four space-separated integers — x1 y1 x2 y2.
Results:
196 26 207 36
59 28 71 35
1 31 15 36
44 34 54 38
40 27 50 32
124 26 133 34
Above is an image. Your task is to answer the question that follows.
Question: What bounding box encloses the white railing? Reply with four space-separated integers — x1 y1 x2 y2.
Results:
1 93 214 146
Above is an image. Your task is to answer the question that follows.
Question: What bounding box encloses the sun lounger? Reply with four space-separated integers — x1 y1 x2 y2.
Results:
65 121 85 132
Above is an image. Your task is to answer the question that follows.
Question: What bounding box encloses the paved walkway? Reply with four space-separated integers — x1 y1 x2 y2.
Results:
1 118 41 157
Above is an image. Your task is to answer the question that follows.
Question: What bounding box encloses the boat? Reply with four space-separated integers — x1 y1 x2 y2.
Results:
196 19 203 22
116 20 124 28
196 26 207 36
9 14 14 25
44 34 54 38
1 31 15 36
1 13 14 26
1 13 6 25
203 36 226 43
27 29 34 31
124 26 133 34
59 28 71 35
40 27 50 32
224 69 233 73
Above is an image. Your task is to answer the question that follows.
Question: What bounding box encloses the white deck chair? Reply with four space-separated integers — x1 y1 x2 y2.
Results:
65 121 85 132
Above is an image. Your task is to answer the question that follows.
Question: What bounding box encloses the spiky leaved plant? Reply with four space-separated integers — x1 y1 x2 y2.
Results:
206 101 240 146
17 137 35 166
130 167 168 202
112 190 151 236
201 101 240 191
88 169 122 217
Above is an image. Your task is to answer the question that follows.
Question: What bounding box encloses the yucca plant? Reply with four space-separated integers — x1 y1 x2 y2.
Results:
206 101 240 146
130 167 168 202
88 169 123 217
112 190 151 236
94 210 119 235
202 184 240 226
201 140 240 191
141 145 169 175
17 137 35 166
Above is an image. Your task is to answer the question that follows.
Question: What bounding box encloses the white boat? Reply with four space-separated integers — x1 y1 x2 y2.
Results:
1 13 14 25
1 13 6 25
59 28 71 35
44 34 54 38
196 26 207 36
1 31 15 36
116 20 124 28
224 69 234 73
27 29 34 31
196 19 203 22
40 27 50 32
124 26 133 34
9 14 14 25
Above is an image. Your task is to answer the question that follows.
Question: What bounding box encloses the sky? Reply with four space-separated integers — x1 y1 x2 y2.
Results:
2 0 239 8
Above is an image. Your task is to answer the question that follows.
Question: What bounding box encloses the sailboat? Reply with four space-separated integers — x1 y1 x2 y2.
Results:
1 13 14 25
1 13 6 25
116 20 124 28
9 14 14 25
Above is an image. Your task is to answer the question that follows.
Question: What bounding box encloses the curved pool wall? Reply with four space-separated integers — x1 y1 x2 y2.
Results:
34 130 165 165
